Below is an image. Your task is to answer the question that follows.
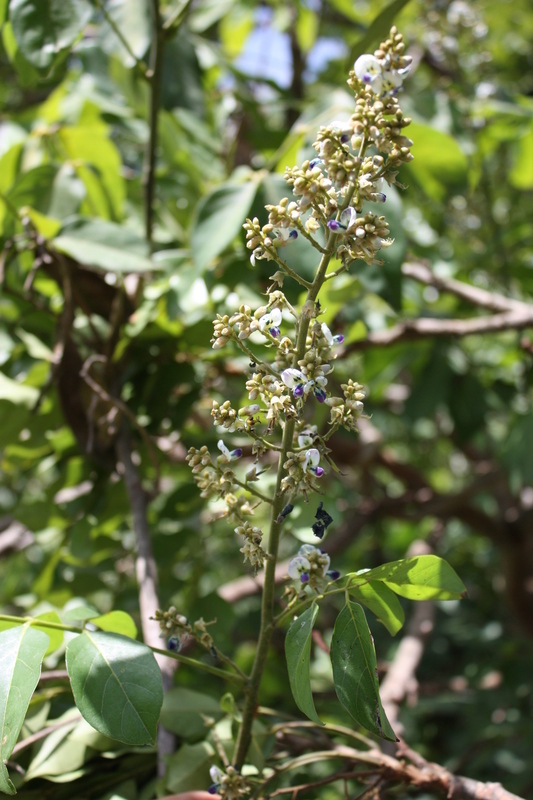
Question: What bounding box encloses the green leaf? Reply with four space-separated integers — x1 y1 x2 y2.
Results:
354 556 467 601
99 0 152 66
191 179 259 270
16 328 55 362
34 611 64 656
166 741 214 793
53 218 157 273
330 601 396 741
408 122 469 201
91 611 138 640
0 371 39 407
160 687 223 741
349 581 405 636
63 604 99 622
219 4 254 58
510 125 533 189
350 0 413 62
24 711 83 781
1 21 41 87
66 631 163 746
58 124 125 220
10 0 92 70
285 604 323 725
0 624 50 795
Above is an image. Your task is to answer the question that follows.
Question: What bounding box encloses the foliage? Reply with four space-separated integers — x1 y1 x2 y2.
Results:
0 0 532 799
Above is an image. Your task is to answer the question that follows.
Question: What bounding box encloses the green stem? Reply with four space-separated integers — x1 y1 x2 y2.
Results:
232 476 274 505
232 238 337 772
232 134 370 772
0 615 244 685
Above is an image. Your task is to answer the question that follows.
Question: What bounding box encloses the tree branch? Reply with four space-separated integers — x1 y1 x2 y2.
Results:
143 0 164 246
402 261 527 313
115 427 175 774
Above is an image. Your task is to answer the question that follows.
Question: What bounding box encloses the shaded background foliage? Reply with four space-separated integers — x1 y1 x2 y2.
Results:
0 0 532 797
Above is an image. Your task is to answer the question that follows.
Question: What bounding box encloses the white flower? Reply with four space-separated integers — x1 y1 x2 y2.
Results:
217 440 243 462
354 54 383 93
298 428 315 448
327 206 357 234
321 322 345 346
281 367 306 396
273 227 298 243
258 307 282 337
330 119 352 143
210 765 224 784
381 69 403 94
304 448 324 477
299 544 320 557
288 555 311 580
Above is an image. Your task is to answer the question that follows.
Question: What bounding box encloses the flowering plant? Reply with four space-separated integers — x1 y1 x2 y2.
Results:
163 27 466 798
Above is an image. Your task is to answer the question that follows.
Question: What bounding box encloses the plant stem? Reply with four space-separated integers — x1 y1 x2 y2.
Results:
143 0 164 246
232 237 336 771
232 134 371 768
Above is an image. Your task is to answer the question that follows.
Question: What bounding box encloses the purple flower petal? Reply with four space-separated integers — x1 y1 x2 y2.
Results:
314 387 327 403
300 573 310 583
327 220 343 231
269 326 281 337
327 570 341 580
332 334 345 345
293 384 304 397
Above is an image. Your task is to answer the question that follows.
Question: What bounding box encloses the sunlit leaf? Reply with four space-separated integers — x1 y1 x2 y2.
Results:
91 610 138 640
352 556 467 601
331 601 396 741
0 624 49 795
349 580 405 635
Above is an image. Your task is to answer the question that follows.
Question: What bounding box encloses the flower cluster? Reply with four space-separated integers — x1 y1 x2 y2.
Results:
288 544 340 592
235 521 267 573
152 608 217 653
209 765 249 799
188 26 413 582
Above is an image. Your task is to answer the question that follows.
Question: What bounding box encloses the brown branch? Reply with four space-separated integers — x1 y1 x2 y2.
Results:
115 427 176 773
261 742 525 800
379 540 435 737
80 354 160 491
347 308 533 351
402 261 527 313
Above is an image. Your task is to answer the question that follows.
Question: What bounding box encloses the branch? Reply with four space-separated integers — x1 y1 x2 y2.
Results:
259 742 525 800
115 427 176 773
379 540 435 737
143 0 164 245
347 308 533 351
345 260 533 351
402 261 527 313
